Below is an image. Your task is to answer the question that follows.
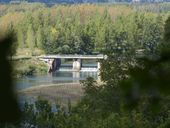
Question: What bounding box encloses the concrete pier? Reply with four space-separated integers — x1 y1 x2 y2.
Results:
97 62 101 71
73 59 81 71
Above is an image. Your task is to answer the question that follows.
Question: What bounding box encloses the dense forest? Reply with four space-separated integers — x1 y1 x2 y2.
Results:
1 3 170 128
0 3 170 55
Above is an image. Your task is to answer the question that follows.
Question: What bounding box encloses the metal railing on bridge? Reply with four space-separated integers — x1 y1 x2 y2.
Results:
38 54 105 59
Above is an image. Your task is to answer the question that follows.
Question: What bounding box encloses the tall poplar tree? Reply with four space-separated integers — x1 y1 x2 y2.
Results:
17 27 25 48
26 24 35 52
36 25 44 49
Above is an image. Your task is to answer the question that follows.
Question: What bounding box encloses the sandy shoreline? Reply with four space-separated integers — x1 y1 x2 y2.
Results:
18 83 84 106
18 83 81 92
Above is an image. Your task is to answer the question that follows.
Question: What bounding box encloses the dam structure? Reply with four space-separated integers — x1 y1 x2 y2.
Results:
38 54 105 73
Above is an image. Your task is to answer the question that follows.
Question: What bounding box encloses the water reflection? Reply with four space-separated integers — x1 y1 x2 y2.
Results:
16 71 98 90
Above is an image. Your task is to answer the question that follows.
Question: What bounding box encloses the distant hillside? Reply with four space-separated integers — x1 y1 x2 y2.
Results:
0 0 170 5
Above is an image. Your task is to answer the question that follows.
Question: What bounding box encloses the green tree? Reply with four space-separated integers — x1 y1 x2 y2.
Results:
26 24 35 52
6 23 18 57
17 27 25 48
36 25 44 49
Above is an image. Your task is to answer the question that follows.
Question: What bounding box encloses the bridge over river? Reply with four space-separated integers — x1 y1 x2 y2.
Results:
38 54 106 73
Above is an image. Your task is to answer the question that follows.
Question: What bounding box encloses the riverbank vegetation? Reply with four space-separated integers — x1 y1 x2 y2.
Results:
1 2 170 128
13 58 48 78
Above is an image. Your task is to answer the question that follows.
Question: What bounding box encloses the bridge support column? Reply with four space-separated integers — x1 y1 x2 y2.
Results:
73 59 81 71
97 62 101 82
97 62 101 71
48 59 52 73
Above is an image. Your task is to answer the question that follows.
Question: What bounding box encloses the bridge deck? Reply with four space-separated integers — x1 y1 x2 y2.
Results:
38 54 105 59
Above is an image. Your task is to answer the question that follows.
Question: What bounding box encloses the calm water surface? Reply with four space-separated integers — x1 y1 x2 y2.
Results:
16 71 98 90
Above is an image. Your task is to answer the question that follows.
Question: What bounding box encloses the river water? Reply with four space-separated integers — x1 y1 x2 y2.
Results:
16 64 99 110
16 71 98 90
